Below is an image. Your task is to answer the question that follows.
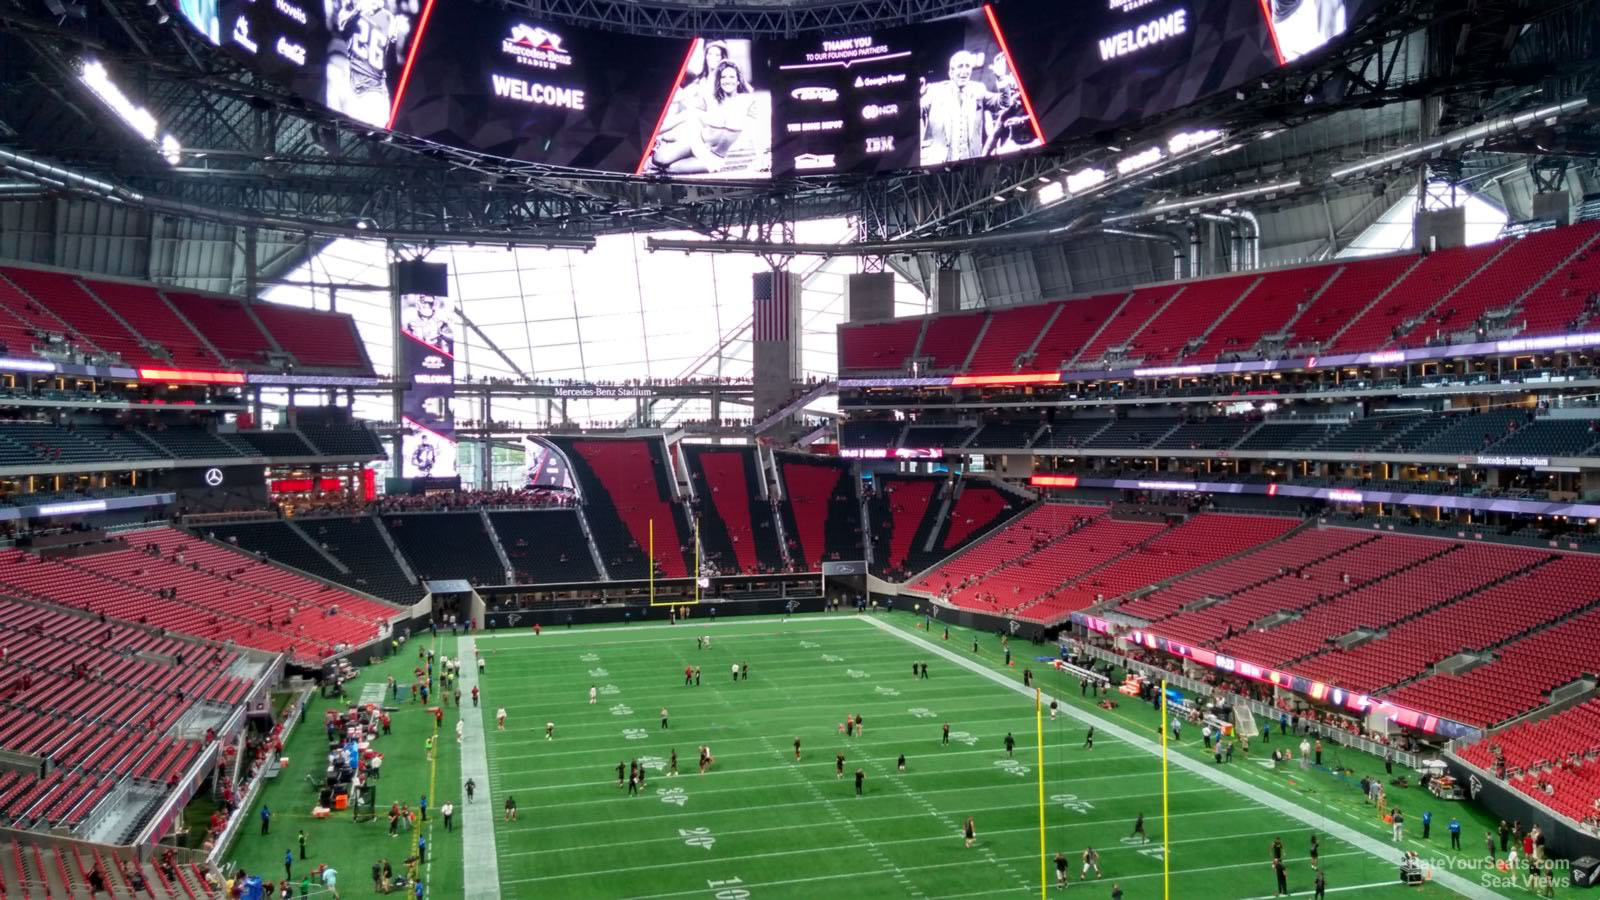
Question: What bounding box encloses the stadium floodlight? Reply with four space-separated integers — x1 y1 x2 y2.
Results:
1064 167 1107 195
1167 129 1222 155
1115 146 1163 175
79 59 183 166
1035 180 1065 206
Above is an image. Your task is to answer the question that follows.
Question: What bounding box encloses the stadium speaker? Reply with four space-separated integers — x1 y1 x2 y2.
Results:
1571 856 1599 887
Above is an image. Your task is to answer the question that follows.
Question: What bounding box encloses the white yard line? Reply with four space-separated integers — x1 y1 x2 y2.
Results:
455 636 499 899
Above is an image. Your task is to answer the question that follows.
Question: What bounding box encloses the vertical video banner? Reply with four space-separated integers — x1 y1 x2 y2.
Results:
395 260 457 481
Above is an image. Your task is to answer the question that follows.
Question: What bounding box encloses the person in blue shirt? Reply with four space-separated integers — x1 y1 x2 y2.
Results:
419 795 427 822
1449 816 1461 850
417 834 426 864
260 804 271 835
284 849 293 881
1422 810 1432 839
413 879 424 899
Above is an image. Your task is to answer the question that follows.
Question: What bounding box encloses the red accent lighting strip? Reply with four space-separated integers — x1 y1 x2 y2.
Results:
137 368 246 385
950 372 1061 386
636 39 701 176
387 0 440 130
1029 475 1079 488
983 4 1045 144
1255 0 1287 66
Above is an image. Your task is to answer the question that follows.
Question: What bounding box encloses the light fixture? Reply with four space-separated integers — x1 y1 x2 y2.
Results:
79 58 183 166
1035 181 1065 206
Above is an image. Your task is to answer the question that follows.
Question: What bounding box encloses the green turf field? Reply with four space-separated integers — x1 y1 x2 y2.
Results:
228 613 1540 898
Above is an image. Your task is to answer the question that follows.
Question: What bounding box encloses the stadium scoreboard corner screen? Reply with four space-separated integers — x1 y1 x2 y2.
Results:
175 0 1377 177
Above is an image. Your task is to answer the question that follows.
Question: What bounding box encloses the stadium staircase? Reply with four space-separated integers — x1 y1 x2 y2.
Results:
480 509 517 584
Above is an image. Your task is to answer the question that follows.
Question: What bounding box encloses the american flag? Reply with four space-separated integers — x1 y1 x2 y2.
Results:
753 270 791 342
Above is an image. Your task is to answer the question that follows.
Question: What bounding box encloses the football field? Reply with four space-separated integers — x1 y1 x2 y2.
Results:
472 613 1506 899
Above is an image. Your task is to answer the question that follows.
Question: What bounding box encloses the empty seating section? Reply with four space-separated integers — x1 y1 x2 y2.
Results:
917 313 984 371
0 422 146 465
0 263 372 374
300 516 424 602
840 420 905 449
901 424 974 448
940 483 1027 552
1028 514 1296 620
558 438 691 579
0 616 236 826
967 304 1057 372
1139 532 1436 647
1190 265 1338 362
1 268 162 366
1084 417 1179 449
234 430 317 456
0 526 395 662
205 520 347 585
136 426 250 459
1074 286 1179 366
682 446 784 575
1414 223 1600 343
1458 699 1600 823
301 425 387 456
1153 418 1258 450
1126 276 1253 365
250 303 370 370
490 510 600 583
775 454 863 568
1411 408 1525 454
868 475 940 577
1512 227 1600 334
0 273 60 356
1490 417 1600 456
1033 419 1111 448
1215 542 1537 668
164 291 275 364
1329 243 1502 353
1293 554 1598 694
1235 422 1340 452
1117 528 1372 623
1315 415 1425 452
835 224 1600 377
1285 257 1414 349
839 319 923 371
1024 292 1126 372
915 505 1161 618
81 279 222 367
1384 605 1600 727
969 421 1039 448
385 513 507 584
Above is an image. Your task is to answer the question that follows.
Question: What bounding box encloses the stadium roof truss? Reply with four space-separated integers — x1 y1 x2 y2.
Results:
0 0 1597 267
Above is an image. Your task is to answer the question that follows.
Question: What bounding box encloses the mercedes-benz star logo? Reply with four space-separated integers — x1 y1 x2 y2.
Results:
203 468 224 487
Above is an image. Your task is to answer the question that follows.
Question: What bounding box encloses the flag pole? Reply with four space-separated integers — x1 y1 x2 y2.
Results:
1161 678 1171 900
694 516 701 604
649 518 654 606
1036 687 1047 900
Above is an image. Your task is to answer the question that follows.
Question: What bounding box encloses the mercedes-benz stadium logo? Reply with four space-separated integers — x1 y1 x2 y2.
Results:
203 467 224 487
